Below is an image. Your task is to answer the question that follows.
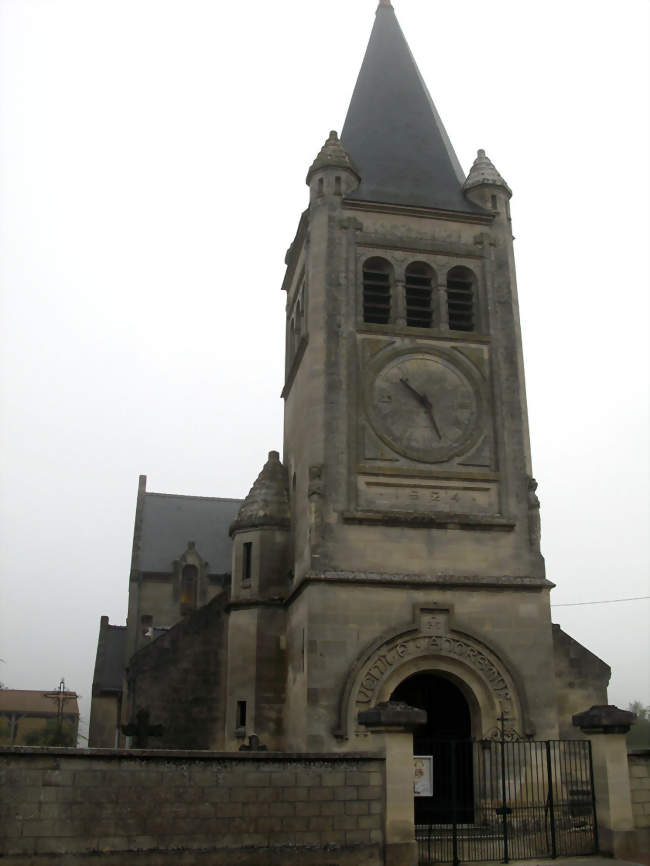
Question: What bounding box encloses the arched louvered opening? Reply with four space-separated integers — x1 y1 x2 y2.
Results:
363 257 392 324
405 261 434 328
447 266 476 332
180 564 198 612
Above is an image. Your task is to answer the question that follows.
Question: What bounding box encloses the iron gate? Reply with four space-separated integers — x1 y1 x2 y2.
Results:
416 739 598 865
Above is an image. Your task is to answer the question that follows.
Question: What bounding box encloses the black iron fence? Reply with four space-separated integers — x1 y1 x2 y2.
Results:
416 738 597 865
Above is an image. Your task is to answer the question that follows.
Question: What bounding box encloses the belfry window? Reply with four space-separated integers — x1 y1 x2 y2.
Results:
362 257 392 324
447 266 476 332
180 564 198 612
405 262 434 328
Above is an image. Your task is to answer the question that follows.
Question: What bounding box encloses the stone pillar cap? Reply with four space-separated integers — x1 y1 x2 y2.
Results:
572 704 636 734
358 700 426 731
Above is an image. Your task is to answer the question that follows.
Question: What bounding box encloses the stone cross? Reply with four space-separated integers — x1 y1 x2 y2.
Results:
121 709 164 748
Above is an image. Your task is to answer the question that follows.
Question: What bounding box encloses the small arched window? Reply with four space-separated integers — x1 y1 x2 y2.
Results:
362 257 392 324
405 261 434 328
180 564 198 612
447 266 476 332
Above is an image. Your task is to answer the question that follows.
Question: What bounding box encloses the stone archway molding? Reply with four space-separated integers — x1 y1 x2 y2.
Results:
335 606 534 740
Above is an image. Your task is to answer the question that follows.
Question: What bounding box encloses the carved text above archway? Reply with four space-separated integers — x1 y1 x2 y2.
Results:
352 628 516 723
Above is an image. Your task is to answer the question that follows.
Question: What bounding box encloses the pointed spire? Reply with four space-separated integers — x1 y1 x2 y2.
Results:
341 6 484 213
464 149 512 196
230 451 290 535
306 130 360 184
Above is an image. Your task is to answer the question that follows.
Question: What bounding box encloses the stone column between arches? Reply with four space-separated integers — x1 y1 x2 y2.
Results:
338 607 526 741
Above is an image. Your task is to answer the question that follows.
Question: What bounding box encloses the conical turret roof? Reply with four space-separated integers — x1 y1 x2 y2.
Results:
230 451 290 535
307 130 360 184
463 149 512 196
341 3 484 213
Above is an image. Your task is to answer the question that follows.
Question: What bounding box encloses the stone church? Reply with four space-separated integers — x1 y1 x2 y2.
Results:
89 0 609 756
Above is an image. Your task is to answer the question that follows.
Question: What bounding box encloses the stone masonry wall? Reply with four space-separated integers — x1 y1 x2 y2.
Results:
0 747 384 865
629 749 650 849
127 591 228 750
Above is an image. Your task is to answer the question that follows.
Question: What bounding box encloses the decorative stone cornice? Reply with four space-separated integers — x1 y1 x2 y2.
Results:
573 705 636 734
342 509 515 531
306 131 360 184
229 451 290 536
464 149 512 196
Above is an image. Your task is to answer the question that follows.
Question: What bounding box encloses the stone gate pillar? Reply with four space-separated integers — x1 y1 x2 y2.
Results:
573 704 636 858
359 701 426 866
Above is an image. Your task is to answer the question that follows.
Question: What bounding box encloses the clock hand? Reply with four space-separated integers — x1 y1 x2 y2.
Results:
399 378 442 439
424 402 442 440
399 377 427 405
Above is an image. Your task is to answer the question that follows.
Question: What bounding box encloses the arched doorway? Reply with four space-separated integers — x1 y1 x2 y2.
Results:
392 672 474 824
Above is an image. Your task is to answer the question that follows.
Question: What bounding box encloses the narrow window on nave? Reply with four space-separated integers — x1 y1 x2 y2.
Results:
140 614 153 639
180 564 198 612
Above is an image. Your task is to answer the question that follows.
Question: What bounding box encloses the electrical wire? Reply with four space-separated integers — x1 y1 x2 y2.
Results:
551 596 650 607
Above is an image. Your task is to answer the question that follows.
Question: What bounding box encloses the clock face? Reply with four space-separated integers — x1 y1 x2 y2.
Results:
367 352 481 463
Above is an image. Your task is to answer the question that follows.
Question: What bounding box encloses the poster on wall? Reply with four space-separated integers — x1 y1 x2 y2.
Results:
413 755 433 797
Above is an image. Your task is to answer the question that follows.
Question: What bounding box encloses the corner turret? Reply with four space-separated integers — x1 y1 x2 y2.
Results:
229 451 291 600
306 131 360 202
463 149 512 213
226 451 291 749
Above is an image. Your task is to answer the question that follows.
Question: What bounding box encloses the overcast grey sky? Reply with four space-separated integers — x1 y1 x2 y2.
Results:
1 0 648 739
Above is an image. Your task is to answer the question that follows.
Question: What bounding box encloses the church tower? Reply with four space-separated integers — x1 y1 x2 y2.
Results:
92 0 608 759
280 0 560 752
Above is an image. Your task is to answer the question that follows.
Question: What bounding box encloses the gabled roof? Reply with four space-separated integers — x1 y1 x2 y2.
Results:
341 3 484 214
0 689 79 717
92 618 127 694
138 492 242 574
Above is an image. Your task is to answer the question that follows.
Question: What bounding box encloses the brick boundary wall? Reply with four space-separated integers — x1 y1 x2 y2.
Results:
629 749 650 854
0 747 385 865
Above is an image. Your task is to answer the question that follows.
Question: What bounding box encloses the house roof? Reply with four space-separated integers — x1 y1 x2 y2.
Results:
92 619 127 694
0 689 79 717
138 492 242 574
341 3 485 214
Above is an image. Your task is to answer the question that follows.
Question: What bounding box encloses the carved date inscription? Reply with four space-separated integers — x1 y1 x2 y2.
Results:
358 479 496 514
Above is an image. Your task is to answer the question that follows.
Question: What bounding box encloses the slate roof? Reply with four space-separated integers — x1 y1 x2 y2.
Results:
0 689 79 717
91 620 127 694
341 3 485 214
138 492 242 574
